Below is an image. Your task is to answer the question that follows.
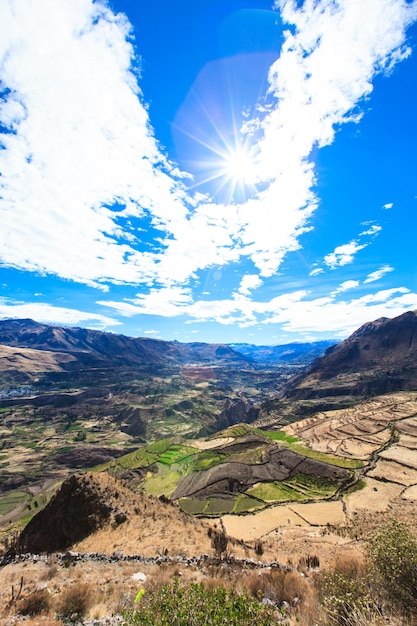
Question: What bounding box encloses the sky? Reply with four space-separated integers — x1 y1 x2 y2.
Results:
0 0 417 345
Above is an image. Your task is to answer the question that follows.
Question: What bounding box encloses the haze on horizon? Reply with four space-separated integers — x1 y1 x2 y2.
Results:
1 0 417 345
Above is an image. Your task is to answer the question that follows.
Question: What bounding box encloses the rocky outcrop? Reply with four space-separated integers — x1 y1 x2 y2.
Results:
216 398 259 430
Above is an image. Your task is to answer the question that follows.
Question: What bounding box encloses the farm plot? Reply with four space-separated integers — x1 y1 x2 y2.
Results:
379 445 417 470
367 458 417 486
221 500 346 541
346 477 404 513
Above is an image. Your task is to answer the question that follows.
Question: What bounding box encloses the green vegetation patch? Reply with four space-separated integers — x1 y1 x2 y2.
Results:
178 498 208 514
193 450 226 471
95 439 175 473
347 478 366 494
247 474 339 503
203 498 235 515
142 465 184 498
158 444 197 466
246 481 305 502
217 424 252 438
225 445 266 465
278 441 364 469
0 490 31 515
123 578 278 625
257 429 299 444
233 494 265 513
285 473 338 498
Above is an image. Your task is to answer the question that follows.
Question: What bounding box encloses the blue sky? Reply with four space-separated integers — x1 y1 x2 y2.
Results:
0 0 417 345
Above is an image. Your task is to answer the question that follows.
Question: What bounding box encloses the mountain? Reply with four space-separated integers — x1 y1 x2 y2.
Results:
283 310 417 400
0 318 250 370
229 340 335 365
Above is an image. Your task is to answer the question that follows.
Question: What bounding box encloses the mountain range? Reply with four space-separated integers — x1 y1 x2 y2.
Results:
0 317 249 371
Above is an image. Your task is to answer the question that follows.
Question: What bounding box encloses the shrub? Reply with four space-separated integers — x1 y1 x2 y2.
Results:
17 589 50 616
56 582 94 619
316 556 374 626
211 529 228 556
123 577 279 625
245 568 311 608
368 519 417 617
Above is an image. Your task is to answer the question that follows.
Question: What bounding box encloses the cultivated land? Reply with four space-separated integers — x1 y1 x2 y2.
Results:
3 392 417 539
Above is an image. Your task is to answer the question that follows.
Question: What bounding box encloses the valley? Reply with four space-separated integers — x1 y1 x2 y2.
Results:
1 313 417 625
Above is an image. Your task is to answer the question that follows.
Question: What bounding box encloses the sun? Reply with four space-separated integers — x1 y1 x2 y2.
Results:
190 136 258 203
220 143 256 185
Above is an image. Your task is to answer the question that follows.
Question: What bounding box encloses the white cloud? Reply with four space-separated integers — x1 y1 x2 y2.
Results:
324 241 367 269
99 284 417 340
0 299 119 329
309 267 324 276
364 265 394 283
382 202 394 209
0 0 189 288
237 274 263 296
0 0 415 292
359 224 382 237
143 329 160 336
262 287 417 336
331 279 360 295
98 286 193 318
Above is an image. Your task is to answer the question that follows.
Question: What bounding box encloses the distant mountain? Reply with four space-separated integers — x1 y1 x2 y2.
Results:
229 340 335 365
283 310 417 400
0 318 250 370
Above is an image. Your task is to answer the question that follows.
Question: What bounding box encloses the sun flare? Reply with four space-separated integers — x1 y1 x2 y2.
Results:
187 135 259 204
220 144 256 185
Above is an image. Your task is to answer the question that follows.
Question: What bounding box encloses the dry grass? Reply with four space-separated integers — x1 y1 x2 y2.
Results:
17 588 51 616
55 581 96 618
244 567 315 605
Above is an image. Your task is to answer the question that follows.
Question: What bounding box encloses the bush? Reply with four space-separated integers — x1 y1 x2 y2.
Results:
316 556 374 625
17 589 50 616
368 519 417 617
211 529 228 556
56 582 94 619
123 577 279 625
245 568 310 607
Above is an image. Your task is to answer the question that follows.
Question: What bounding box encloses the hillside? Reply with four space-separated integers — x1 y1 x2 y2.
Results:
13 472 214 557
282 310 417 404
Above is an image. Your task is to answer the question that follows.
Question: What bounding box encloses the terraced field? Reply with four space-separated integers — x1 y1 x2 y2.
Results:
284 392 417 516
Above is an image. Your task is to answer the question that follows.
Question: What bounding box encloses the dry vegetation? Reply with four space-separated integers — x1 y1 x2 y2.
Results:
2 519 417 625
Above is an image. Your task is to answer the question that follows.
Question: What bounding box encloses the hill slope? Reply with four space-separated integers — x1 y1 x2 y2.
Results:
13 471 214 557
282 310 417 401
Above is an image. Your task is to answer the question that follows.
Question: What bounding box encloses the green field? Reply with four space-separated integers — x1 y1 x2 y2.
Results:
233 494 265 513
203 498 235 515
0 490 30 515
142 464 185 498
246 481 305 502
246 473 339 503
193 450 226 471
158 444 197 465
178 498 208 515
